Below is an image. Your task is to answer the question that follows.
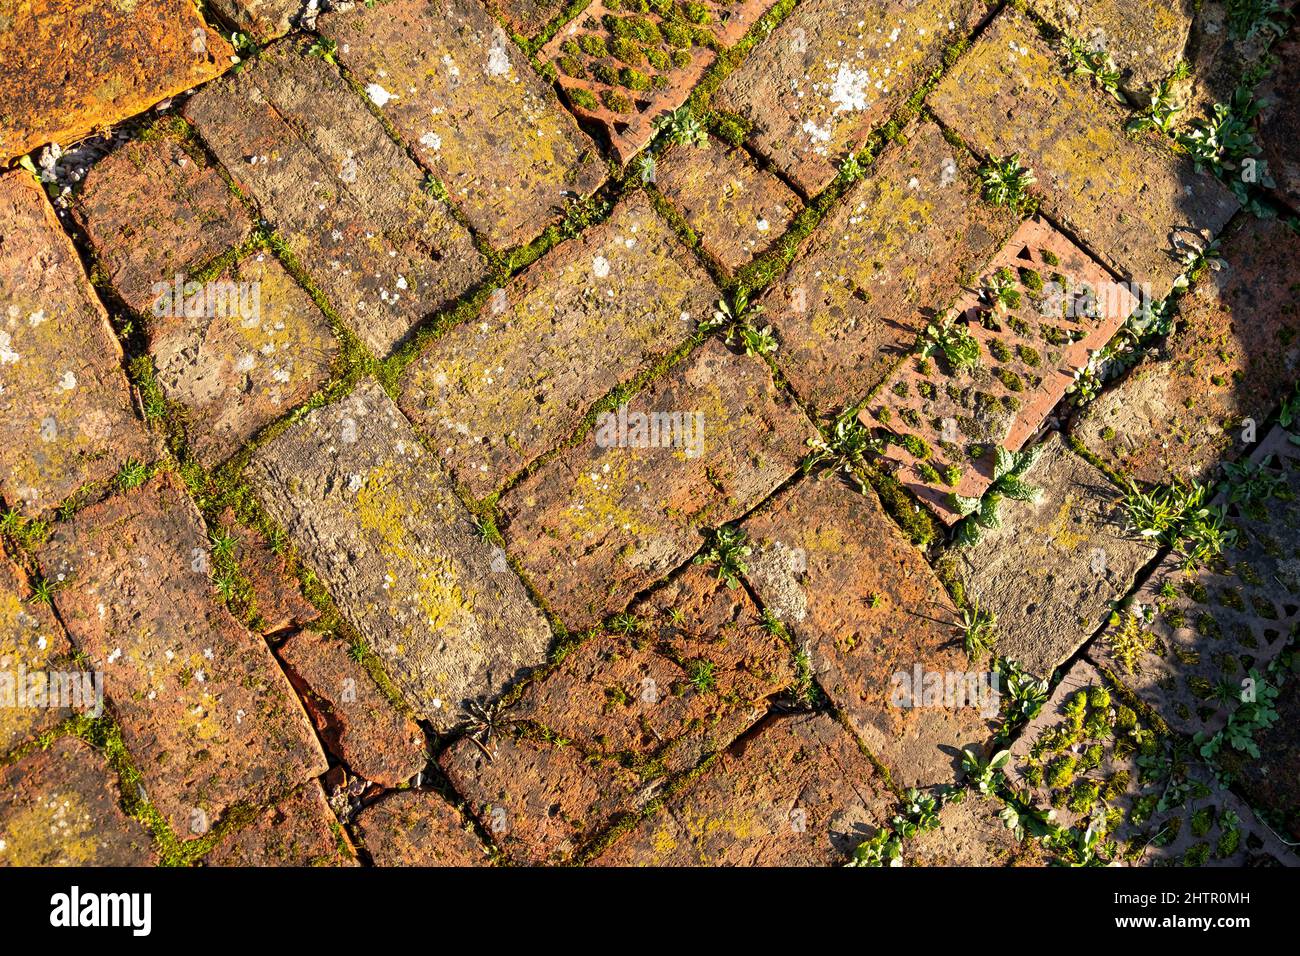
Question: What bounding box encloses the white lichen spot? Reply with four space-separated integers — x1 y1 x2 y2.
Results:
592 255 611 278
419 131 442 151
366 83 395 107
828 63 872 113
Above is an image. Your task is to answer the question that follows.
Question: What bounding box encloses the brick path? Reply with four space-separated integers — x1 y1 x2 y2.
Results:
1 0 1298 867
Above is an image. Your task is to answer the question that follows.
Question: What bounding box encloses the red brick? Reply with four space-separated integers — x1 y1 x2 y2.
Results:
217 507 320 637
0 170 153 516
398 193 716 497
354 789 490 865
75 133 251 315
206 781 357 866
593 712 891 865
37 473 327 835
758 120 1018 415
0 737 156 866
320 0 606 250
0 0 232 162
0 554 73 756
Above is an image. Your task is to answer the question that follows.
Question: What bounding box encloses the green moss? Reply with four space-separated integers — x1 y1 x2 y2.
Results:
602 89 633 113
620 67 652 91
568 87 600 111
578 34 609 57
611 36 642 64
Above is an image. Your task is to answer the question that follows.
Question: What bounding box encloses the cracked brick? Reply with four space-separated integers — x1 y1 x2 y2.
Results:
206 780 357 866
36 473 327 835
353 789 490 865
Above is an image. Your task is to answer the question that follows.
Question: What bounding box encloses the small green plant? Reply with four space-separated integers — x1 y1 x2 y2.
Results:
982 267 1022 311
951 446 1044 545
684 657 717 693
978 154 1036 212
347 638 367 663
961 747 1010 795
307 37 338 65
1127 76 1184 134
998 659 1050 731
802 405 883 489
1224 0 1291 40
1196 669 1280 762
29 575 57 606
1221 456 1286 507
693 524 751 589
956 600 997 662
1104 610 1158 675
891 788 942 838
845 828 902 867
918 316 980 370
1176 85 1269 202
1060 35 1124 102
698 292 777 356
1120 479 1237 570
839 152 866 181
608 612 642 635
655 105 708 147
115 457 149 490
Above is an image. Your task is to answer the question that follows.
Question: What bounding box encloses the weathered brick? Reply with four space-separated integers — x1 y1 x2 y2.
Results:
217 507 320 636
441 730 642 864
0 0 232 162
1174 3 1284 124
501 338 813 631
716 0 985 195
74 133 251 315
594 712 891 866
321 0 605 250
399 193 715 498
905 794 1045 866
150 252 339 467
207 0 309 42
0 555 73 756
863 217 1137 523
929 9 1239 294
512 564 792 776
758 120 1018 415
206 781 357 866
740 475 991 787
279 630 428 788
184 46 486 357
0 170 153 517
1006 658 1295 865
37 473 327 834
1027 0 1193 101
353 789 490 865
1259 35 1300 212
1072 215 1300 484
654 138 800 274
948 434 1157 680
543 0 778 163
0 737 156 866
1089 425 1300 740
248 378 553 731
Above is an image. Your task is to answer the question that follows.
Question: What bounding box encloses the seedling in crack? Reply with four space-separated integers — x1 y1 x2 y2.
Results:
802 405 882 489
978 154 1036 212
459 697 515 760
114 457 149 490
684 657 717 693
956 600 997 662
693 524 751 589
698 292 777 357
29 575 57 606
608 612 642 635
961 746 1009 795
307 37 338 65
1059 35 1124 103
655 105 708 148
